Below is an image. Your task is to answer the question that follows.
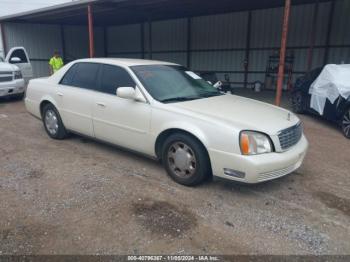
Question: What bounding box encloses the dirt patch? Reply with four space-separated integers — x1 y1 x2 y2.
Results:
224 221 234 228
0 223 57 254
315 191 350 217
0 228 11 240
2 162 45 180
26 170 44 179
132 199 197 237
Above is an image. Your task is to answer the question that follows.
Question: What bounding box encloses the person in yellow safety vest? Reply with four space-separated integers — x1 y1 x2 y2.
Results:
49 50 64 75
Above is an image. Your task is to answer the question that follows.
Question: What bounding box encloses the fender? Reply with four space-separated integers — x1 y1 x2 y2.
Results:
156 120 209 148
40 95 60 113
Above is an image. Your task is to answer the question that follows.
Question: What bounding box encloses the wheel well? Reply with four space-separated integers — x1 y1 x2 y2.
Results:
155 128 208 159
39 100 52 117
155 128 212 179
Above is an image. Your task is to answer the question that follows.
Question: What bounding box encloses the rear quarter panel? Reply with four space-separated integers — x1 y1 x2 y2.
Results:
25 78 57 119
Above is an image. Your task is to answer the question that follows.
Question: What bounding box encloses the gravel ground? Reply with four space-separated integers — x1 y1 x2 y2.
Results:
0 97 349 255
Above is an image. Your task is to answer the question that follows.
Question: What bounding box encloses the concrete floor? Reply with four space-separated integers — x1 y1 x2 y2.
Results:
0 95 349 255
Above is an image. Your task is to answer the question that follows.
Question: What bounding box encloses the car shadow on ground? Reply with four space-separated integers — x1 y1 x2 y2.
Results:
212 173 296 194
0 96 23 104
68 133 160 167
301 113 342 132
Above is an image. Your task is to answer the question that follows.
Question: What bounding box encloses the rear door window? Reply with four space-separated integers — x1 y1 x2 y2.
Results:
60 63 79 86
71 63 101 90
100 64 135 95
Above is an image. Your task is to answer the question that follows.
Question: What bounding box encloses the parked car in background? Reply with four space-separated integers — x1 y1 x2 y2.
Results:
291 65 350 138
199 72 233 93
25 58 308 186
0 47 33 99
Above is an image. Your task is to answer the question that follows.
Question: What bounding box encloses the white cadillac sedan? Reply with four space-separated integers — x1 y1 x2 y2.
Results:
25 58 308 186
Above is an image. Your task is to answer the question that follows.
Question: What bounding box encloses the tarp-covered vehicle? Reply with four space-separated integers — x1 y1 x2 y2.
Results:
291 64 350 138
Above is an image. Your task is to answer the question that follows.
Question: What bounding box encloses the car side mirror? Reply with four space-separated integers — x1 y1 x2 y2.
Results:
10 57 21 63
116 86 146 103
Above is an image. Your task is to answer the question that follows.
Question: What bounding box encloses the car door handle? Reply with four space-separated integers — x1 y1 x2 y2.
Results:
57 92 63 97
96 102 106 107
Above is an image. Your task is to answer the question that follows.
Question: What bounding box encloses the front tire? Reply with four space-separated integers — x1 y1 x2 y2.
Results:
161 133 211 186
342 108 350 139
42 103 67 139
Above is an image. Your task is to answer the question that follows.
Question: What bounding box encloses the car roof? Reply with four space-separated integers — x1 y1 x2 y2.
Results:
75 58 180 67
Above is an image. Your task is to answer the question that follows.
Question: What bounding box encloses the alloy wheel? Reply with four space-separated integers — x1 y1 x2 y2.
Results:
342 109 350 138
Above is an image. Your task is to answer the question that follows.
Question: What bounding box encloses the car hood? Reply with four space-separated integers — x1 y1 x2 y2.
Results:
172 94 300 135
0 62 18 72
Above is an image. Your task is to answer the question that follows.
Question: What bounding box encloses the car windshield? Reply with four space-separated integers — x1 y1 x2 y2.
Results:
131 65 222 103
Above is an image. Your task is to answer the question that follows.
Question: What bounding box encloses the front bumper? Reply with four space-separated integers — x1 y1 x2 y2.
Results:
0 79 25 97
209 134 308 183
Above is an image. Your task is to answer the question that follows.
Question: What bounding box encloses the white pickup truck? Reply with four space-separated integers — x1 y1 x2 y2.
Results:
0 47 33 99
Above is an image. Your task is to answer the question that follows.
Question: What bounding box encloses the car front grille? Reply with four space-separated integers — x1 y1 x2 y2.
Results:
0 71 13 75
278 122 302 150
0 76 13 82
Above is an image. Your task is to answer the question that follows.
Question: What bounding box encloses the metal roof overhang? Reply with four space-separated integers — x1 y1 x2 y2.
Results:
0 0 327 26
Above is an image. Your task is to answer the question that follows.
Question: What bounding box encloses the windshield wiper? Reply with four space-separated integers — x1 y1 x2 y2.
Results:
200 92 223 98
160 96 200 103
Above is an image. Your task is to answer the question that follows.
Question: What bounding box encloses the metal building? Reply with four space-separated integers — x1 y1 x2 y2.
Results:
0 0 349 104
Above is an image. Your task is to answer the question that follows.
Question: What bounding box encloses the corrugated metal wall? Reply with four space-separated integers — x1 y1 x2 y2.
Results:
248 2 333 83
3 23 104 77
151 18 188 66
107 23 142 58
328 0 350 64
3 23 62 77
3 0 350 82
106 0 349 86
191 11 247 83
63 25 105 61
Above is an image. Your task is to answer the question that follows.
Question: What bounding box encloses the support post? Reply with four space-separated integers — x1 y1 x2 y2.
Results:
0 23 7 56
148 18 152 59
244 11 252 88
60 25 66 62
324 0 335 65
87 4 95 58
103 27 108 57
275 0 291 107
141 23 145 59
187 18 192 69
307 0 319 71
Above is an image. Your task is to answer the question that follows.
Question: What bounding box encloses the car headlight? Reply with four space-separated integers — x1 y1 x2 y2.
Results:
240 131 273 155
14 70 22 80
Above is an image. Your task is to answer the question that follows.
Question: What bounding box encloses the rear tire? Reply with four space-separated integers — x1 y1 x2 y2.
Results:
341 107 350 139
291 91 306 114
42 103 67 140
161 133 211 186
